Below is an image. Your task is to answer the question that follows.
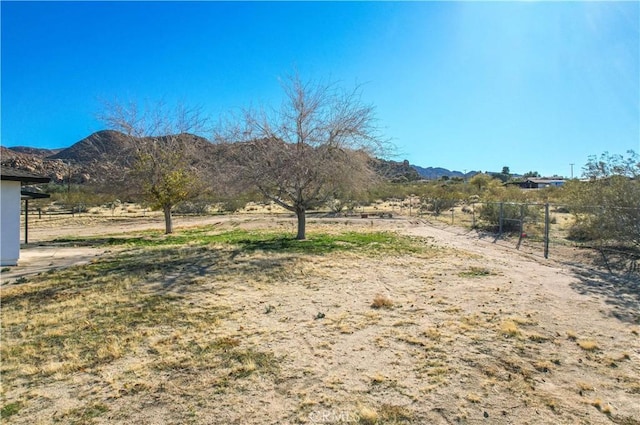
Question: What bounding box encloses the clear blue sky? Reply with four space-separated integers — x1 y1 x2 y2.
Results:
2 1 638 177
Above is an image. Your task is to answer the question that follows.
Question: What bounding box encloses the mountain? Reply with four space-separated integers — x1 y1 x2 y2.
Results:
1 130 225 186
370 159 422 182
2 130 481 186
6 146 62 157
49 130 134 163
412 165 480 180
1 146 71 183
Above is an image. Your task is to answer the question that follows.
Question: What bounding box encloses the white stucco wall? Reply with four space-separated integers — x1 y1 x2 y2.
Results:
1 181 21 266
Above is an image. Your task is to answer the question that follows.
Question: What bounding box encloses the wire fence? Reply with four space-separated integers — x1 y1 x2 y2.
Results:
402 200 640 274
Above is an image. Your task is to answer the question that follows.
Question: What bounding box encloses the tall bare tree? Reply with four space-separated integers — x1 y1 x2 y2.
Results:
100 100 209 233
219 74 386 240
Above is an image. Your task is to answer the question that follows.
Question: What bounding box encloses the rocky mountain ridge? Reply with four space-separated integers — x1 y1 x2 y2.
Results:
2 130 470 185
1 130 216 185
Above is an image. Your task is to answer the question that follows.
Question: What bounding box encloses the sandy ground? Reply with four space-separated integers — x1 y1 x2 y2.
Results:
2 213 639 424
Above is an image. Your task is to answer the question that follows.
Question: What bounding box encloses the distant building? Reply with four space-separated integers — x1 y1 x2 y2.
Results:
516 178 565 189
1 166 50 266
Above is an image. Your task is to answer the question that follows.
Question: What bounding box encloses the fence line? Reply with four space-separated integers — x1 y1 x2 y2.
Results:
411 200 639 263
18 199 639 269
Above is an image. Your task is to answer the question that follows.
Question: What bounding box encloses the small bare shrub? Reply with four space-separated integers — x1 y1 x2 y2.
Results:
578 340 599 351
358 406 379 424
499 320 519 337
371 294 393 309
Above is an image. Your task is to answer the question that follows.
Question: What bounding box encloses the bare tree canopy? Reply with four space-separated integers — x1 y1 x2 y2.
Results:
218 73 388 239
99 100 211 234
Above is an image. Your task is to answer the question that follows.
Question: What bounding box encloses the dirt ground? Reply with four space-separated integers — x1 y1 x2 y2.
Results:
2 212 639 424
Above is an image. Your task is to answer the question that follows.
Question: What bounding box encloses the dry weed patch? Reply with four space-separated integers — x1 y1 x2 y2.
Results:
526 331 551 343
465 393 482 403
578 339 600 351
458 266 493 277
577 381 595 392
377 404 414 422
499 319 520 337
371 294 394 309
357 405 379 424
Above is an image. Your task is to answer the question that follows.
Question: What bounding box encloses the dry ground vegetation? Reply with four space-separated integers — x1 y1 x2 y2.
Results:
1 212 639 425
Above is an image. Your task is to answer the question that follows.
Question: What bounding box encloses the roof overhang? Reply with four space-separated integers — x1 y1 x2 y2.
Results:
0 166 51 184
21 190 51 200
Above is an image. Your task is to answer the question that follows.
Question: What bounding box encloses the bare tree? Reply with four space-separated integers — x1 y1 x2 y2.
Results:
100 100 210 233
219 74 386 240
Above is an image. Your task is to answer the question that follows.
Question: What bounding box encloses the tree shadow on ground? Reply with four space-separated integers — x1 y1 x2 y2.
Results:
2 242 300 307
94 243 301 295
568 261 640 324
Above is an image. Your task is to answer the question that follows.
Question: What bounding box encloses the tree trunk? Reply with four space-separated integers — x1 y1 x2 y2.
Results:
163 205 173 234
295 206 306 240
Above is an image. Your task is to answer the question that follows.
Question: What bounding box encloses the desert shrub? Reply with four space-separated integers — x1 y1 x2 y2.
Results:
46 184 113 208
561 151 640 248
174 200 212 215
421 183 461 215
422 197 458 215
371 294 393 309
553 206 570 214
567 223 595 242
563 174 640 247
217 198 248 213
478 202 540 233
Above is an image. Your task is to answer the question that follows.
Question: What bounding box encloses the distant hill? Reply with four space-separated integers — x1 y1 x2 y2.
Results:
7 146 62 157
371 159 422 182
412 165 480 180
49 130 134 163
0 146 71 183
2 130 427 186
2 130 487 188
1 130 218 185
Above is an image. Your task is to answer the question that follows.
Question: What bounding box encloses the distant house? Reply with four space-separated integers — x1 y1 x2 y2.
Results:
517 178 565 189
1 166 50 266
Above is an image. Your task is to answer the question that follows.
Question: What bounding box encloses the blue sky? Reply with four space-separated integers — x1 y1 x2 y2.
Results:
2 1 638 177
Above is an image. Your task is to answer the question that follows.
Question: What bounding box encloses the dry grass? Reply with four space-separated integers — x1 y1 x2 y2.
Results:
2 217 639 424
357 405 379 424
371 294 394 309
578 339 600 351
458 266 493 277
499 319 520 337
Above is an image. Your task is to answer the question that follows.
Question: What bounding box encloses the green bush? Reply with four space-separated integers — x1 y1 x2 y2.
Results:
174 200 212 215
567 223 595 242
563 175 640 247
478 202 540 233
422 197 458 215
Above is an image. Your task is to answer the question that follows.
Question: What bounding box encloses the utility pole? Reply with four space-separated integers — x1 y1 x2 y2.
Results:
570 163 574 179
